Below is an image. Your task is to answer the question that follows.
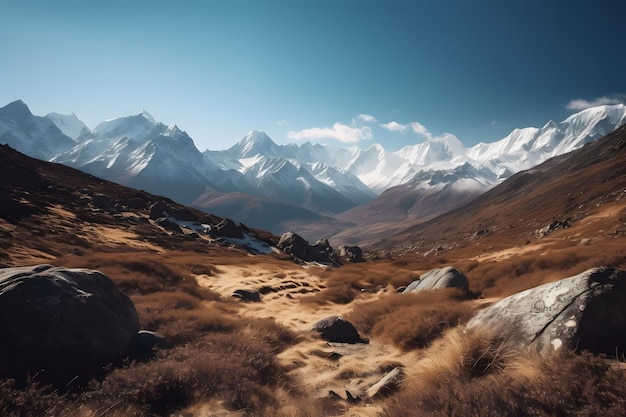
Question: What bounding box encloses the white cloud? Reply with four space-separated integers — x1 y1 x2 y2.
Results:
409 121 433 140
566 95 625 111
276 119 288 126
357 113 377 123
380 121 408 132
287 122 373 143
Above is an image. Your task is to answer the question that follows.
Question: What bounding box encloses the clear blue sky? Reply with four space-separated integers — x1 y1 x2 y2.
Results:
2 0 625 151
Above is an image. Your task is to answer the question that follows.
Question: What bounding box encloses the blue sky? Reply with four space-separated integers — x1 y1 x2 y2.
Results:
1 0 625 151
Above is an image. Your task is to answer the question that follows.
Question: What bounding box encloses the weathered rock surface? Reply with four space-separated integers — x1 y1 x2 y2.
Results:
467 267 626 355
277 231 340 265
0 265 140 386
313 316 367 344
402 266 469 294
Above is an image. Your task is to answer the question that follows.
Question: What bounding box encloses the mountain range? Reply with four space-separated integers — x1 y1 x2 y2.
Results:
1 99 625 243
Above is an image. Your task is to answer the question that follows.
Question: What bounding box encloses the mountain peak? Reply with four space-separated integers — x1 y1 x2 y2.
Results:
1 100 33 119
141 110 156 124
232 130 280 158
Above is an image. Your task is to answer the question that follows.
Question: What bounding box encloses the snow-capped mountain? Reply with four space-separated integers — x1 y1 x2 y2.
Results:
92 110 157 142
2 99 626 240
46 112 90 140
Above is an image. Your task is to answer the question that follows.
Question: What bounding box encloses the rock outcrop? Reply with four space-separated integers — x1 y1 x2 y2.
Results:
214 218 244 239
467 267 626 355
0 265 140 386
402 266 469 294
277 232 340 265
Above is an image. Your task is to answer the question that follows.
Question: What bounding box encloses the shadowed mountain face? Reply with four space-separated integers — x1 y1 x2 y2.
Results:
373 124 626 259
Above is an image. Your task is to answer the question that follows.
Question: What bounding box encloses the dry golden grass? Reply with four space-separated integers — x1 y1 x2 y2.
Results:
347 290 474 351
383 327 626 417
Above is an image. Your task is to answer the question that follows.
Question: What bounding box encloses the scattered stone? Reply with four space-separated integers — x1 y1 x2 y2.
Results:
366 367 404 398
467 267 626 355
313 316 368 344
402 266 469 294
232 289 262 302
0 265 140 386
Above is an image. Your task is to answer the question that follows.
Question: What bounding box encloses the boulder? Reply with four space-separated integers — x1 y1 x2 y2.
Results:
277 232 340 265
466 267 626 355
276 231 310 260
402 266 469 294
0 265 140 386
339 246 364 263
313 316 368 344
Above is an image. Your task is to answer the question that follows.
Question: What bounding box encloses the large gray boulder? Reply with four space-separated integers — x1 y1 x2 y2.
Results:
467 267 626 355
402 266 469 294
0 265 140 386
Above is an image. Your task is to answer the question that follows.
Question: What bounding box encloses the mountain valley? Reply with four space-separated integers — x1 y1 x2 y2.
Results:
1 106 626 416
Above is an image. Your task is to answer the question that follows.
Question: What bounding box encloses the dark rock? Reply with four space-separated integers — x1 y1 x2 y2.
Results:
534 218 572 238
215 218 244 239
0 265 140 386
149 200 198 222
128 330 171 361
149 200 168 220
91 194 116 211
232 289 262 302
402 266 469 294
313 316 368 344
277 232 340 265
276 231 310 260
339 246 364 263
155 217 183 234
467 267 626 355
